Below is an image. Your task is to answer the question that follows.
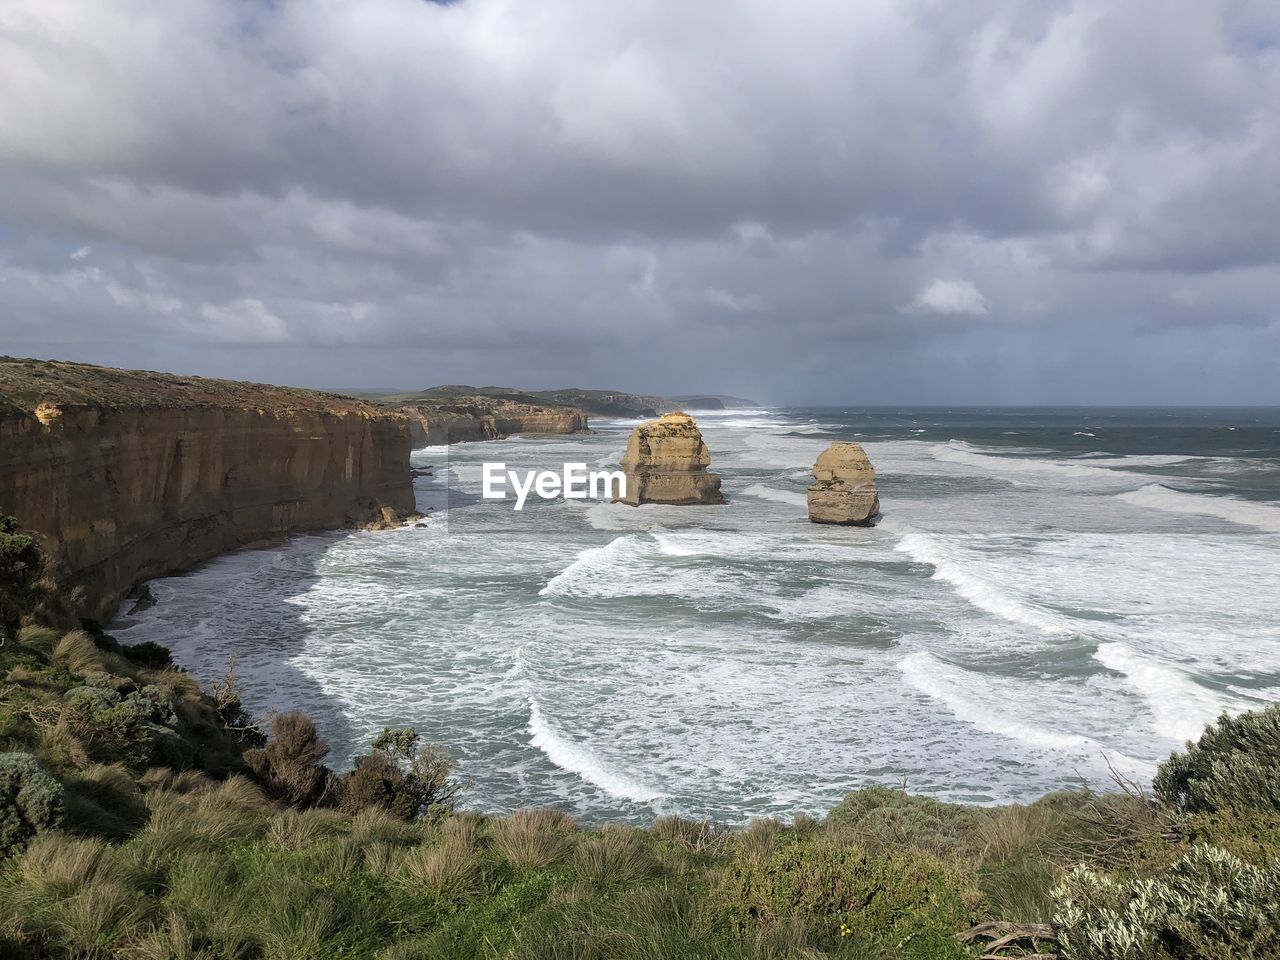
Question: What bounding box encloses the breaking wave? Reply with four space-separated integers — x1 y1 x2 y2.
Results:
889 522 1068 634
1093 642 1226 743
528 701 665 802
1118 484 1280 534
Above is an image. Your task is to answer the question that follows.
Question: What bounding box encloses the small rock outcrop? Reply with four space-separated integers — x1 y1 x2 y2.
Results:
807 442 879 525
615 412 724 506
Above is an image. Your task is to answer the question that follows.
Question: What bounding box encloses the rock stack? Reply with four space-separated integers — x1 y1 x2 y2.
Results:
806 442 879 525
615 412 724 506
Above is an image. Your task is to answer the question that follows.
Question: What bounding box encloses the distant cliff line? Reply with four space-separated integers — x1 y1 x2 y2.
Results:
0 357 741 622
0 357 418 624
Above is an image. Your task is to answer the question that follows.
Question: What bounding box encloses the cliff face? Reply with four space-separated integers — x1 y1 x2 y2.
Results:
807 442 880 525
396 397 589 446
0 358 417 623
615 412 724 506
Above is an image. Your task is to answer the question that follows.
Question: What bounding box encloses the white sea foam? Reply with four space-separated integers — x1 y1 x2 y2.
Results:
539 535 645 597
1094 643 1226 742
1118 484 1280 533
887 521 1068 634
900 652 1107 754
528 701 666 802
932 441 1126 484
741 483 808 508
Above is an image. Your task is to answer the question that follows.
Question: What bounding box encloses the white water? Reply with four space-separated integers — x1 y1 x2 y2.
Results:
113 408 1280 822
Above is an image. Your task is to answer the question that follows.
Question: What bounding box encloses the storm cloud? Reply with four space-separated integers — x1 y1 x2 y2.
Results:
1 0 1277 402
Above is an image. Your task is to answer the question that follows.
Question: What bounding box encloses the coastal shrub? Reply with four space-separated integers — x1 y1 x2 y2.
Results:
824 786 990 859
708 837 977 953
59 683 191 769
0 515 41 639
244 710 335 808
1154 704 1280 814
1053 843 1280 960
120 641 172 670
0 752 65 858
342 726 466 820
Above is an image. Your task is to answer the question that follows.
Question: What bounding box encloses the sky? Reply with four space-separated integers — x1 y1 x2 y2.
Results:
1 1 1278 405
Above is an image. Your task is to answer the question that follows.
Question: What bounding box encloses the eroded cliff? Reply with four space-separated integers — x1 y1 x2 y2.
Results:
0 357 416 623
393 396 589 446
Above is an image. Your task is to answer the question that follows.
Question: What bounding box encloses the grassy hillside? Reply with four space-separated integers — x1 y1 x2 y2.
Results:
1 515 1278 959
373 385 675 418
0 357 386 415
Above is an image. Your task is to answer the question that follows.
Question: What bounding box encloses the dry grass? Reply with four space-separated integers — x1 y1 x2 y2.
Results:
739 818 784 860
114 911 197 960
364 841 411 876
350 806 420 846
401 837 484 892
20 834 132 897
52 630 116 676
197 774 269 812
267 809 326 850
652 815 732 853
573 827 658 885
490 807 576 869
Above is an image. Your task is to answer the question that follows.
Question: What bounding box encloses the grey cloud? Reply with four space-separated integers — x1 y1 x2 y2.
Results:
1 0 1279 403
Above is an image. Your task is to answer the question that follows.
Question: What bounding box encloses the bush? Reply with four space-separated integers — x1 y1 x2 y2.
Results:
0 752 65 858
245 711 335 808
708 837 977 953
341 727 466 820
0 515 41 640
825 786 991 859
1154 705 1280 815
121 641 172 670
60 683 191 769
1053 844 1280 960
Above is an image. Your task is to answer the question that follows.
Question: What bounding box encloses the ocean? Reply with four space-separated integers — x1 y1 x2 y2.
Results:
113 407 1280 824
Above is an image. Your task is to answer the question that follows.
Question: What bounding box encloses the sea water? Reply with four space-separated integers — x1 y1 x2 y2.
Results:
113 407 1280 823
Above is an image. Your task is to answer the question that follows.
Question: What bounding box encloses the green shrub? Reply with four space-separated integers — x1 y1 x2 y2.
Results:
0 515 41 640
341 727 466 820
708 837 977 953
1154 705 1280 814
0 752 65 858
825 786 991 859
121 641 173 669
60 683 191 768
1053 843 1280 960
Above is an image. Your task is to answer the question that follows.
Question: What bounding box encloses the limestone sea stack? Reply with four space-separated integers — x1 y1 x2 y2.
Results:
806 442 880 525
615 412 724 506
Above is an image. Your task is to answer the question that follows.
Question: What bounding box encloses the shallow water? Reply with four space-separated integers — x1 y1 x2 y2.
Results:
113 407 1280 823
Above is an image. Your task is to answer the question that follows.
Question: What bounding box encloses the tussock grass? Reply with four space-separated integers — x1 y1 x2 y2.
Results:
350 805 421 846
490 807 577 869
653 814 731 852
20 834 132 897
401 835 484 893
266 808 325 850
573 827 659 886
364 840 411 876
53 630 113 676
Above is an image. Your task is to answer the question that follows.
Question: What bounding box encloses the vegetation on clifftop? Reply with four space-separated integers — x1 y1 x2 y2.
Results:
0 357 390 415
1 514 1278 959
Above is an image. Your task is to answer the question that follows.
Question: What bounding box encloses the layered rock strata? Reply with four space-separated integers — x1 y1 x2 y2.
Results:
806 442 880 525
0 357 416 622
615 412 724 506
395 397 589 446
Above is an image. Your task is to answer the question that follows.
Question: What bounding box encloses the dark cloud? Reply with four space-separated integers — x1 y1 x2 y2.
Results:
1 0 1278 403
